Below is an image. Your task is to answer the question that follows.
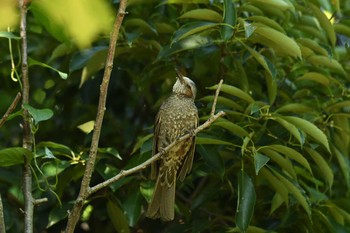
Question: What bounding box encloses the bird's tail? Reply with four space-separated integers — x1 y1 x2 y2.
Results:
146 175 176 221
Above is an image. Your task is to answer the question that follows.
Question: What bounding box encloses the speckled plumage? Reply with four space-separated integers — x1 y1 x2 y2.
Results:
146 72 198 221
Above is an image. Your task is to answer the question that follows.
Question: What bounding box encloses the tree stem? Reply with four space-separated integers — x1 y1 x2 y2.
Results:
65 1 128 232
19 0 34 233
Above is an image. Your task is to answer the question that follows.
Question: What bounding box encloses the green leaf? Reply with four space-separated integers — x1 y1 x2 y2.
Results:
269 144 312 173
305 148 334 188
47 203 72 228
213 120 249 137
0 147 33 167
282 116 330 151
248 25 301 58
236 171 256 233
296 38 328 56
122 188 142 227
249 0 294 11
23 104 54 124
197 145 225 178
207 84 254 103
200 95 244 111
221 0 236 40
242 42 275 79
260 167 289 205
107 201 130 233
247 16 285 33
332 146 350 189
0 31 21 40
125 18 157 35
172 21 219 43
272 116 305 146
77 120 95 134
179 9 222 22
254 152 270 175
28 57 68 79
307 55 346 76
196 136 234 146
259 148 296 178
309 3 336 46
275 103 313 114
297 72 330 86
271 168 311 216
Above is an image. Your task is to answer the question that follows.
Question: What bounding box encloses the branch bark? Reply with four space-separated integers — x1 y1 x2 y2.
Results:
65 1 128 232
0 194 5 233
0 92 21 128
89 110 226 195
19 1 34 233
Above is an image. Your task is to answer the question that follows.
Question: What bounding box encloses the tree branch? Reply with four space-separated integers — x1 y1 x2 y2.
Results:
19 1 34 233
0 194 5 233
0 92 21 128
89 110 226 195
65 1 128 232
211 79 223 117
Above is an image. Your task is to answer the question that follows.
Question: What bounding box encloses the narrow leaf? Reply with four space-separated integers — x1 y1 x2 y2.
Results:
28 57 68 79
221 0 236 40
236 171 256 233
172 21 219 43
213 120 249 137
179 9 222 22
282 116 330 151
207 84 254 103
107 201 130 233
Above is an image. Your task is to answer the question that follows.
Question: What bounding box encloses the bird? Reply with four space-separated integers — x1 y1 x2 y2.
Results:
146 69 198 221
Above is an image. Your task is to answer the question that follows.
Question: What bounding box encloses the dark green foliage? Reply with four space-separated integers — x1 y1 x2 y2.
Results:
1 0 350 232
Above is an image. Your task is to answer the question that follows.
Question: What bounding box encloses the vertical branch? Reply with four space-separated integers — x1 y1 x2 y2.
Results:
19 0 34 233
0 194 5 233
65 1 128 232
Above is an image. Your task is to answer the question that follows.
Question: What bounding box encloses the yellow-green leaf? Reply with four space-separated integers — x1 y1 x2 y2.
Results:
178 9 222 22
259 148 296 178
305 147 333 189
207 84 255 103
77 121 95 134
260 167 289 205
309 3 336 46
282 116 330 151
196 137 234 145
334 23 350 38
297 72 331 86
200 96 244 111
248 0 294 11
273 116 304 146
248 16 285 33
296 38 328 56
249 25 301 58
275 103 313 114
307 55 346 76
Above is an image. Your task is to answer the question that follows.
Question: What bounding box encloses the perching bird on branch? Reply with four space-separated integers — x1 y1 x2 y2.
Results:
146 69 198 221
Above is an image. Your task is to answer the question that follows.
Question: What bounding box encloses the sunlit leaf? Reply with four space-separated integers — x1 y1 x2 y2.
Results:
0 0 19 30
309 3 336 46
307 55 346 76
196 136 234 146
248 0 294 11
297 72 331 86
248 25 301 58
77 120 95 134
179 9 222 23
200 95 244 111
0 31 20 40
272 116 305 146
275 103 313 114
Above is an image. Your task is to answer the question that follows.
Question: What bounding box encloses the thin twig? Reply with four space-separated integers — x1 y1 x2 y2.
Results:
0 92 21 128
211 79 224 117
65 1 128 232
33 198 48 206
89 110 226 195
19 1 34 233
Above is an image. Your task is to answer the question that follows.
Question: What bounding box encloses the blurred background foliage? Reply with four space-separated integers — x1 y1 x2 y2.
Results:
1 0 350 232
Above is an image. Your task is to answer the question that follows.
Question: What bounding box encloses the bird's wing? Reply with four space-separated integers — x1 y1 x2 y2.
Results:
150 110 162 180
178 112 198 182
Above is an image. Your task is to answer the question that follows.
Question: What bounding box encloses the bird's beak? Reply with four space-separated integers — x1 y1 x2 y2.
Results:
175 68 185 84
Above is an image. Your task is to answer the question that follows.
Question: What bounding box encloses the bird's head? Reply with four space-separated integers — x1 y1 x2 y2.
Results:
172 69 197 99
